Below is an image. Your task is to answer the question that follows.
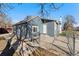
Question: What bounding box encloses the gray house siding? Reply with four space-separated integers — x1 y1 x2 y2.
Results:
29 17 43 34
53 22 57 37
29 17 59 37
13 16 60 39
47 22 55 36
12 16 63 54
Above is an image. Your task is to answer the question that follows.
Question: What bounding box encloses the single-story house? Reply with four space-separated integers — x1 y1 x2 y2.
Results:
13 16 62 40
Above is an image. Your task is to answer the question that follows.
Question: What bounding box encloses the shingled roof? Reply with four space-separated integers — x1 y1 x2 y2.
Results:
13 16 59 26
13 16 39 26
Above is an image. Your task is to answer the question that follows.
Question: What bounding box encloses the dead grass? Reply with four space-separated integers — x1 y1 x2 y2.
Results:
32 47 57 56
0 37 7 51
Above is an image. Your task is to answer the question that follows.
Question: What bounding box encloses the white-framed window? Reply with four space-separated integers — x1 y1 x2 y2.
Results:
32 26 39 33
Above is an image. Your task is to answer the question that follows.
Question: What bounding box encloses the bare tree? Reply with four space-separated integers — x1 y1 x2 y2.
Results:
63 15 76 55
0 13 12 28
63 15 76 31
0 3 21 13
38 3 64 18
0 3 21 26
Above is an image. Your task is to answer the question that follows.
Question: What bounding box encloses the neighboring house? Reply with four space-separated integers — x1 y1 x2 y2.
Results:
74 26 79 36
75 26 79 31
13 16 62 40
5 23 13 33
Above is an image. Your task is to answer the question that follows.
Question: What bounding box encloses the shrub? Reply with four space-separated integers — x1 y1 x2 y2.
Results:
59 31 66 36
59 31 74 36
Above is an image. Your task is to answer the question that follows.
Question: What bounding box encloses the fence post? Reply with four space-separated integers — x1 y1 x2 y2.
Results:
72 33 75 56
67 31 75 56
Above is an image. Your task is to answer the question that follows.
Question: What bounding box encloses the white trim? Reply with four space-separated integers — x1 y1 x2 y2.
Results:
43 24 47 34
32 25 39 33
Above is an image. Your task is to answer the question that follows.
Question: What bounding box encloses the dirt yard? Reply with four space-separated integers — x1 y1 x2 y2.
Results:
0 33 79 56
0 37 7 53
75 31 79 36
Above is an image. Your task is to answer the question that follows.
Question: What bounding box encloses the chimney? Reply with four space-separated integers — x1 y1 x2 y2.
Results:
59 16 62 33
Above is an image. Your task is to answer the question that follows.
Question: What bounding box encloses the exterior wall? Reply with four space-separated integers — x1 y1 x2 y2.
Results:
54 22 58 37
14 16 61 39
29 16 59 37
47 21 60 37
47 22 54 36
30 17 43 34
43 23 47 34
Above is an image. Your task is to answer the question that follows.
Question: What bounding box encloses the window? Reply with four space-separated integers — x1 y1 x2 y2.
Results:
32 26 38 33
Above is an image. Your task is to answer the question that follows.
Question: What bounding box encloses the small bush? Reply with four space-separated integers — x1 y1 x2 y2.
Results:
59 32 66 36
60 31 74 36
